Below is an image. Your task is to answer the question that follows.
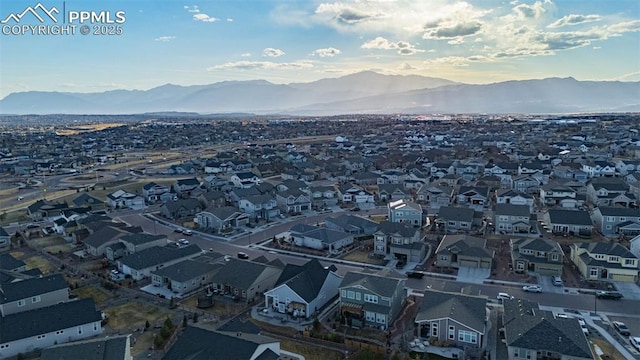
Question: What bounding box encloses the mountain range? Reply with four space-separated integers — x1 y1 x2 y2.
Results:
1 71 638 115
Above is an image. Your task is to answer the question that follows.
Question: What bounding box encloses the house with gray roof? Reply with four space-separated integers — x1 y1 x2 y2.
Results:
592 206 640 236
210 259 282 303
264 259 342 319
84 225 134 257
151 259 223 295
106 190 145 210
276 188 311 214
414 290 488 355
378 183 411 202
142 181 170 203
0 273 69 316
436 206 477 232
570 242 639 283
502 299 593 360
435 235 494 269
40 334 132 360
339 270 406 330
456 186 490 211
493 204 532 234
415 184 453 209
163 326 281 360
0 298 103 359
586 177 630 207
173 178 200 196
510 238 564 276
195 206 250 232
324 214 379 236
388 199 424 227
543 209 593 236
117 244 203 280
290 224 353 254
160 198 202 219
374 221 423 262
119 233 167 255
495 189 534 212
238 193 279 220
72 193 105 211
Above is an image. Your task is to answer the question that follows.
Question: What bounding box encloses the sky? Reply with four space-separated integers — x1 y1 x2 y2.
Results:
0 0 638 98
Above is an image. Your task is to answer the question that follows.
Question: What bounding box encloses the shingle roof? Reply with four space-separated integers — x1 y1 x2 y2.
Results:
435 234 494 258
548 209 592 226
0 298 102 343
339 271 404 298
274 259 334 303
376 221 419 238
494 204 530 217
40 335 130 360
0 273 67 304
119 233 166 246
210 259 272 290
0 253 25 271
596 206 640 217
503 299 592 359
119 244 202 270
201 206 241 221
438 206 474 222
415 290 487 333
152 260 221 282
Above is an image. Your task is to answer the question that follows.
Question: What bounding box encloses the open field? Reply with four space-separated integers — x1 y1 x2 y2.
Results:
22 254 57 274
71 285 115 306
104 301 174 330
54 123 126 136
280 339 344 360
591 338 628 360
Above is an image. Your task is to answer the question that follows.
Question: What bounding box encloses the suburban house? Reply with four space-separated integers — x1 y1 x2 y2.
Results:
0 274 69 316
289 224 354 254
309 185 337 209
142 182 170 203
493 204 532 234
210 258 282 303
436 206 477 232
84 225 135 257
117 244 203 280
324 214 379 236
512 175 541 195
388 199 424 227
570 242 639 282
106 190 145 210
173 178 200 197
195 206 250 232
71 193 105 211
0 227 9 248
160 198 202 219
456 186 490 211
118 233 167 255
543 209 593 236
378 184 411 202
151 259 223 295
337 184 375 204
264 259 342 319
231 171 262 188
40 335 132 360
495 190 534 212
539 184 578 208
374 221 424 263
276 189 311 214
238 194 279 220
27 200 69 221
339 270 406 330
414 290 488 356
592 206 640 236
435 235 494 269
502 299 593 360
0 298 103 359
586 177 631 207
163 326 281 360
198 190 227 209
510 238 564 276
415 185 453 209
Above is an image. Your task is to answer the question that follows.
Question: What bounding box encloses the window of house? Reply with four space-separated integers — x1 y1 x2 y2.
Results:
32 295 40 303
365 311 375 322
347 291 355 299
448 221 456 226
609 256 619 262
458 330 477 344
551 253 559 261
376 313 386 324
516 262 525 271
625 259 636 265
448 326 455 340
17 299 25 307
431 323 438 337
341 290 346 298
78 327 83 335
364 294 378 304
594 254 605 260
355 292 361 301
590 268 598 277
94 323 98 331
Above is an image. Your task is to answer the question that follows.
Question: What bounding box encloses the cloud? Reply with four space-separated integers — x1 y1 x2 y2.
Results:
184 5 200 13
448 38 464 45
240 53 251 57
262 48 285 57
423 21 483 39
310 47 342 57
361 36 423 55
513 1 547 19
207 60 313 71
193 13 218 22
398 62 416 71
424 55 489 67
314 2 386 25
227 18 233 22
548 14 601 28
154 36 175 42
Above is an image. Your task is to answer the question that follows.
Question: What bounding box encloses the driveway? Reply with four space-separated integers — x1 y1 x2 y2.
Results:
456 266 490 284
613 281 640 300
538 275 566 294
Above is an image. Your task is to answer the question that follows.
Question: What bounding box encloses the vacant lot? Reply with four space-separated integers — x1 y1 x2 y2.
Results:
591 338 628 360
104 301 174 330
341 250 386 266
280 339 343 360
22 254 57 274
72 285 116 306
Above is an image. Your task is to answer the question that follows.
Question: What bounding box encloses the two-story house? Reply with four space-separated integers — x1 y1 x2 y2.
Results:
264 259 342 319
388 199 424 227
435 235 494 269
539 183 578 208
495 189 534 212
510 238 564 276
276 189 311 214
373 221 423 262
436 206 477 232
512 175 541 195
142 182 170 203
289 224 353 254
586 177 630 207
493 204 532 234
570 242 639 282
195 206 250 232
231 171 262 188
414 290 488 356
0 274 68 316
238 194 279 220
456 186 490 211
337 184 375 204
339 270 406 330
415 185 453 209
543 209 593 236
591 206 640 237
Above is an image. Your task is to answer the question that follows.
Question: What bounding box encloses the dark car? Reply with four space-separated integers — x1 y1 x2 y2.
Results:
406 271 424 279
595 291 623 300
237 252 249 259
395 261 405 269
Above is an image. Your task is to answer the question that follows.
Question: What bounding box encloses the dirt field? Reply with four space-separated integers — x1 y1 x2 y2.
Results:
591 338 627 360
72 285 116 306
104 301 174 330
22 254 57 274
280 339 344 360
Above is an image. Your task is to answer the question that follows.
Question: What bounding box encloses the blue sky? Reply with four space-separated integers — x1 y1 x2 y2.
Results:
1 0 638 98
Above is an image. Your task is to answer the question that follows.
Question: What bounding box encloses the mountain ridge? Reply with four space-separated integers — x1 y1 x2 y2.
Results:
1 72 638 115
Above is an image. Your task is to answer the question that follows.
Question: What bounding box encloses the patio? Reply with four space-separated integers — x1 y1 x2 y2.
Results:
408 338 464 359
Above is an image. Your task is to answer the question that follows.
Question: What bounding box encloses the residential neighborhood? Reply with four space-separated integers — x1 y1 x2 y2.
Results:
0 113 639 360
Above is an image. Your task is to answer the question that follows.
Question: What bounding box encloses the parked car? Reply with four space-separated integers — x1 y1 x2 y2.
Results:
552 275 563 286
178 239 189 246
629 336 640 352
395 261 405 269
577 319 589 335
406 271 424 279
613 321 631 336
522 285 542 293
596 291 623 300
174 228 183 233
183 229 193 236
237 252 249 259
497 292 514 301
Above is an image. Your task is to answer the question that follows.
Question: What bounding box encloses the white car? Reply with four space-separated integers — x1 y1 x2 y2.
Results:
577 319 589 335
630 336 640 352
522 285 542 293
178 239 189 246
497 292 514 301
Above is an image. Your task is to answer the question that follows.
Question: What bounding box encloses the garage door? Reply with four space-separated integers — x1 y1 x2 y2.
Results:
460 259 479 268
610 273 636 282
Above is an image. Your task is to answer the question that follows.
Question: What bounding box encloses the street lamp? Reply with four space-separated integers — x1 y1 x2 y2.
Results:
594 293 597 316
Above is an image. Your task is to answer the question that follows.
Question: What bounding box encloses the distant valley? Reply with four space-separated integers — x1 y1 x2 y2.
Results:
1 71 638 115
